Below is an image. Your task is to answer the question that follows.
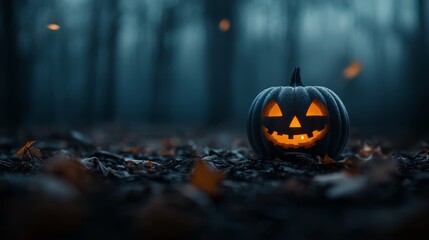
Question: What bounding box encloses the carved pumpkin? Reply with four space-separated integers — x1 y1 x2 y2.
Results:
247 67 349 159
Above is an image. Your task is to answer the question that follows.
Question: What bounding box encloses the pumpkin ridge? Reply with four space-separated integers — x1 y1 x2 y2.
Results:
247 88 273 157
326 88 350 154
316 87 343 155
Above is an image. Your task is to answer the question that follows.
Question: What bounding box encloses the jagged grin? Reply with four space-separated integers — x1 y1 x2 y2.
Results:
262 125 329 149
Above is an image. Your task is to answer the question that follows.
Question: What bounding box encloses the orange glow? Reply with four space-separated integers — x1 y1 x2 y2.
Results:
359 142 382 158
306 100 329 116
262 100 282 117
343 61 362 79
289 116 301 128
190 160 224 196
218 19 231 32
263 125 329 149
47 23 61 31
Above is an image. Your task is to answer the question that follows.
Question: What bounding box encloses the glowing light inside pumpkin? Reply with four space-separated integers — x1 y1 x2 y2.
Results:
262 100 282 117
262 125 329 149
289 116 301 128
47 23 61 31
306 100 330 116
218 19 231 32
261 98 331 149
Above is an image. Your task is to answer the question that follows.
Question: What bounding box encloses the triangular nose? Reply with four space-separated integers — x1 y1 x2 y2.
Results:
289 116 301 128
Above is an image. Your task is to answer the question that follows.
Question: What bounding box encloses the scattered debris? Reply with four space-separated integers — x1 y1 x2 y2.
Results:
1 128 429 239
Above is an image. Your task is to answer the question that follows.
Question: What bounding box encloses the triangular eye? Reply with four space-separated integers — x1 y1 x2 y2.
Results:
262 100 283 117
306 100 329 116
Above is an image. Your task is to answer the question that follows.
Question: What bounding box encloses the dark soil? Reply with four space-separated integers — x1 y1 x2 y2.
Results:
1 126 429 240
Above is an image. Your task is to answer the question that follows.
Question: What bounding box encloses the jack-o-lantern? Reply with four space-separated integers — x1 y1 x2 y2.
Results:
247 67 349 159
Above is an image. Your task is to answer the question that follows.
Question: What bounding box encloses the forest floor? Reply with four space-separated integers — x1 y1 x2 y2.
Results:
1 126 429 240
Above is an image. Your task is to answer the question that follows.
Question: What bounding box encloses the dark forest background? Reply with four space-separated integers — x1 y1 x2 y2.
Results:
0 0 428 136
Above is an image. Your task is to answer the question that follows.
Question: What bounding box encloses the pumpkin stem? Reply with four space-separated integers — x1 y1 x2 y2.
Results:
289 67 303 86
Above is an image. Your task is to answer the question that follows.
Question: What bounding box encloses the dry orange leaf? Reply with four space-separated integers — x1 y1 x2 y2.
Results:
47 23 60 31
30 147 42 159
359 142 382 158
16 141 42 161
16 141 36 158
144 161 154 168
343 61 362 80
190 160 224 196
320 155 335 165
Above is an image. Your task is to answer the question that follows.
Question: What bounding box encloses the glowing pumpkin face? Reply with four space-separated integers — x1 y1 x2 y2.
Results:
247 67 350 159
262 99 330 149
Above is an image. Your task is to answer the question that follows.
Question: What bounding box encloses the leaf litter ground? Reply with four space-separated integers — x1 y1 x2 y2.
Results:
1 126 429 240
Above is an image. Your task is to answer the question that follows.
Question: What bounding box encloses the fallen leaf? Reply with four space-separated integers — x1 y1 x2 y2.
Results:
145 161 154 167
16 141 42 162
16 141 36 158
44 156 94 193
320 155 335 165
47 23 60 31
29 147 42 159
190 159 224 196
343 61 362 80
359 142 383 158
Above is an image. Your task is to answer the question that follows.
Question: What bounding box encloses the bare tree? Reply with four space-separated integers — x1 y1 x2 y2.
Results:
409 0 428 135
204 0 237 125
284 0 302 74
0 0 27 129
84 0 101 124
149 4 177 123
392 0 429 135
103 0 121 122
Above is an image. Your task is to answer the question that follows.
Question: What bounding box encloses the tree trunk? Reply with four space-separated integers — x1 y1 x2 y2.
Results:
0 0 25 130
284 0 301 75
205 0 237 125
149 5 176 123
410 0 428 136
84 0 101 124
103 0 120 122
